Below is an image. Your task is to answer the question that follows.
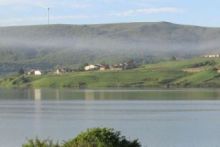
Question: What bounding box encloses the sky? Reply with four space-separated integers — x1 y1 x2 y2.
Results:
0 0 219 27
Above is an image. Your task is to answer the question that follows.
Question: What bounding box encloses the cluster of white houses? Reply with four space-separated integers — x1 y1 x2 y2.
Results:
84 64 109 71
24 54 220 77
27 68 67 76
25 61 137 76
203 54 220 58
84 62 136 71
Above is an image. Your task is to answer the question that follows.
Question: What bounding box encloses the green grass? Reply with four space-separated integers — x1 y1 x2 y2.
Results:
2 57 220 88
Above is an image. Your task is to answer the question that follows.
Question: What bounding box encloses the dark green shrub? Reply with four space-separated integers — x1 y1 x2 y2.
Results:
191 60 216 68
63 128 141 147
18 68 25 75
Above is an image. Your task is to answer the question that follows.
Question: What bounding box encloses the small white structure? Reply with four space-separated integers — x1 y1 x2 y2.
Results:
203 54 220 58
84 65 98 71
55 69 65 75
55 69 61 75
28 70 42 76
34 70 42 76
100 67 106 71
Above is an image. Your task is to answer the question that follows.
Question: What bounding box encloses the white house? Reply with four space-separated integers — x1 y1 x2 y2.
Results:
34 70 42 76
55 69 61 75
55 68 65 75
28 70 42 76
84 65 98 71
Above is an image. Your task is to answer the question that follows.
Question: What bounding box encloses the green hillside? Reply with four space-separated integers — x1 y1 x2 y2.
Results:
1 22 220 74
1 57 220 88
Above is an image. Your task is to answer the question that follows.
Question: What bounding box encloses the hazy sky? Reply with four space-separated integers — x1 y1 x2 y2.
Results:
0 0 219 27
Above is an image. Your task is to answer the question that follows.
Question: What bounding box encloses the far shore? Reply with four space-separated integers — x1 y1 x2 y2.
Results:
1 57 220 89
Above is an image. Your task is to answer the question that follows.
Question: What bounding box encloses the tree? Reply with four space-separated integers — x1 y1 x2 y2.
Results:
18 68 25 75
78 63 89 71
63 128 141 147
171 56 177 61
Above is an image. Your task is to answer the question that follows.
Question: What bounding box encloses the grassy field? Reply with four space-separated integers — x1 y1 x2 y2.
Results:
1 57 220 88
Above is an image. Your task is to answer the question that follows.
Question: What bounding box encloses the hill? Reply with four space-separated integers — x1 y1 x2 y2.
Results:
1 22 220 74
1 57 220 88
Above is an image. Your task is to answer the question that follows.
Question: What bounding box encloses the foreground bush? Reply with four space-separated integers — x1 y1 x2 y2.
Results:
23 128 141 147
22 138 60 147
63 128 140 147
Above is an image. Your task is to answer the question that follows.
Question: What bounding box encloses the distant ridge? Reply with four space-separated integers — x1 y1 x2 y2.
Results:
0 21 219 28
0 21 220 74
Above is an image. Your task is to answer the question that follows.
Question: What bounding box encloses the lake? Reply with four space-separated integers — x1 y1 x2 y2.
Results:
1 89 220 147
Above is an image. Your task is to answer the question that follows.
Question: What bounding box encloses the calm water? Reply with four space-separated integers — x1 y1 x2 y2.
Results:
1 89 220 147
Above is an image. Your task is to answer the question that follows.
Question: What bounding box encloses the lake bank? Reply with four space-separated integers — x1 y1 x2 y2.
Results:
1 57 220 88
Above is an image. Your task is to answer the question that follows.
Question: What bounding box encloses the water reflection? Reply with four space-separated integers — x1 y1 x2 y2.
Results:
84 90 95 100
34 95 42 134
1 88 220 100
34 89 42 101
55 89 60 100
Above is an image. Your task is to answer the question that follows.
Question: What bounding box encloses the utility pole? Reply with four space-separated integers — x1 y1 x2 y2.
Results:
48 7 50 25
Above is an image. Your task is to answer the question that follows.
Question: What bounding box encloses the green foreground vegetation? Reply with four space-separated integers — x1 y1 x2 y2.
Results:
2 57 220 88
22 128 140 147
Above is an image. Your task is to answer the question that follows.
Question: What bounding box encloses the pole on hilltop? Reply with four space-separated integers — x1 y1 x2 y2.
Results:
48 7 50 25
